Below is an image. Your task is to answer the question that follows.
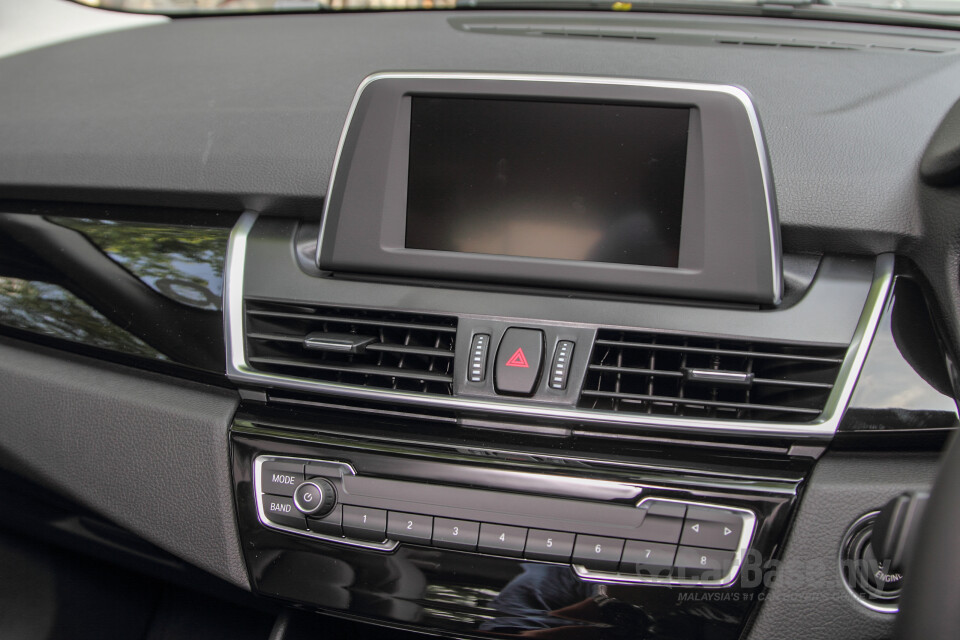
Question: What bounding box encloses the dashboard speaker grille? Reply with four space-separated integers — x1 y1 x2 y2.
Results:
244 300 457 395
578 329 846 423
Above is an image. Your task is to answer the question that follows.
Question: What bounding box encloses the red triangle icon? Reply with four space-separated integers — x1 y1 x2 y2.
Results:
505 348 529 368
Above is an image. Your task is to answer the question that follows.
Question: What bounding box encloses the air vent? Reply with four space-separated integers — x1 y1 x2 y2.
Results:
579 330 846 423
451 18 955 55
715 38 951 54
244 300 457 395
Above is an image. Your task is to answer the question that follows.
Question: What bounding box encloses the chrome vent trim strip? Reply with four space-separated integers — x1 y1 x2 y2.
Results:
226 207 894 439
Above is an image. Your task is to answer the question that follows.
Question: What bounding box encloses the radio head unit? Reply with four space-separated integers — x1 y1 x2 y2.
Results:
318 72 781 304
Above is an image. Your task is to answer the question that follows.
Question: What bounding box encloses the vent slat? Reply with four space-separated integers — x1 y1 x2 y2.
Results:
593 339 844 364
244 300 457 395
247 332 304 343
588 364 684 378
580 329 846 423
247 357 454 383
247 308 457 333
364 343 456 358
580 390 822 416
752 377 834 390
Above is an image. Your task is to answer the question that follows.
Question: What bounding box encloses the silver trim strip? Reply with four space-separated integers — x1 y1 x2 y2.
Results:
317 71 782 304
254 455 399 551
574 497 756 587
226 199 894 438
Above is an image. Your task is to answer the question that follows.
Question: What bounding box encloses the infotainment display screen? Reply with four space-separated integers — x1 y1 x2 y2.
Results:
405 97 690 268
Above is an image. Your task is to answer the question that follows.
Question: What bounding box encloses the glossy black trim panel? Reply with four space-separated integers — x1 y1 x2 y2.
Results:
839 275 959 434
231 415 799 639
0 210 233 374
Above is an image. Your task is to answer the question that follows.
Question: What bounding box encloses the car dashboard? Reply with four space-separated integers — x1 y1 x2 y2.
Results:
2 4 960 640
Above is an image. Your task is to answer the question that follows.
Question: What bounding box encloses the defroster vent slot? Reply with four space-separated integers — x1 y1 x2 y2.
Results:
579 330 846 423
244 300 457 395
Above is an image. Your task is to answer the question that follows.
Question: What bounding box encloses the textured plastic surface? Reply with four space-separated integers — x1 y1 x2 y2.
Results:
921 96 960 186
0 339 247 589
745 453 939 640
0 10 956 258
895 434 960 639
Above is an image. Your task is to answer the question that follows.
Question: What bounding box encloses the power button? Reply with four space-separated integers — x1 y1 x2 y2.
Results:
293 478 336 517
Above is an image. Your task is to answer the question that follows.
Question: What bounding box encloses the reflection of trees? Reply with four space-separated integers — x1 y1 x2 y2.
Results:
0 277 164 359
50 218 229 311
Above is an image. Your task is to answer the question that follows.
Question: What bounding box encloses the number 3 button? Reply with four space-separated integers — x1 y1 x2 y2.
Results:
386 511 434 544
572 535 625 572
432 518 480 551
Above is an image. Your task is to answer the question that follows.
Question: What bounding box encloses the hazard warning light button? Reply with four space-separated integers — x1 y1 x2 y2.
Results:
494 328 544 396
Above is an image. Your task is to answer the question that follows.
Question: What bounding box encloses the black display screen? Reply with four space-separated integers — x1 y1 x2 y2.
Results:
405 97 690 268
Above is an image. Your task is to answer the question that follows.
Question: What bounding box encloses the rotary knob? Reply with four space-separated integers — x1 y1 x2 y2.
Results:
293 478 337 517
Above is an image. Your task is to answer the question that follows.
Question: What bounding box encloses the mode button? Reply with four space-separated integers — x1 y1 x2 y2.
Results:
261 461 304 497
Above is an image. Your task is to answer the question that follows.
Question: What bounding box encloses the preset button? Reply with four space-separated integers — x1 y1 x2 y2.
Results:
433 518 480 551
524 529 575 562
387 512 434 545
342 506 388 541
478 523 528 557
620 541 677 577
572 535 625 572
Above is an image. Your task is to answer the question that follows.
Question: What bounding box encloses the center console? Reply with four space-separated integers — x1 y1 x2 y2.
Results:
225 73 897 638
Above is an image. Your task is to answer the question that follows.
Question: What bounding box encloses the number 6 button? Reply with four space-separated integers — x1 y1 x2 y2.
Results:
572 535 625 572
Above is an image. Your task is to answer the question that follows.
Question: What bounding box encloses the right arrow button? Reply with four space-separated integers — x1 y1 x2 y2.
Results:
679 506 743 551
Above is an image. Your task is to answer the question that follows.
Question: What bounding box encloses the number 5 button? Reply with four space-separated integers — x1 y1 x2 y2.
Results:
524 529 575 562
432 518 480 551
572 535 625 572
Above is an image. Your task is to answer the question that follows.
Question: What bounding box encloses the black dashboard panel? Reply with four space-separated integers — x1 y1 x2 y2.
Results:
1 7 960 640
1 10 959 256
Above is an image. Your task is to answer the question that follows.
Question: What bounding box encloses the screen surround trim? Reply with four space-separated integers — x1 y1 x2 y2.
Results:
317 72 782 304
